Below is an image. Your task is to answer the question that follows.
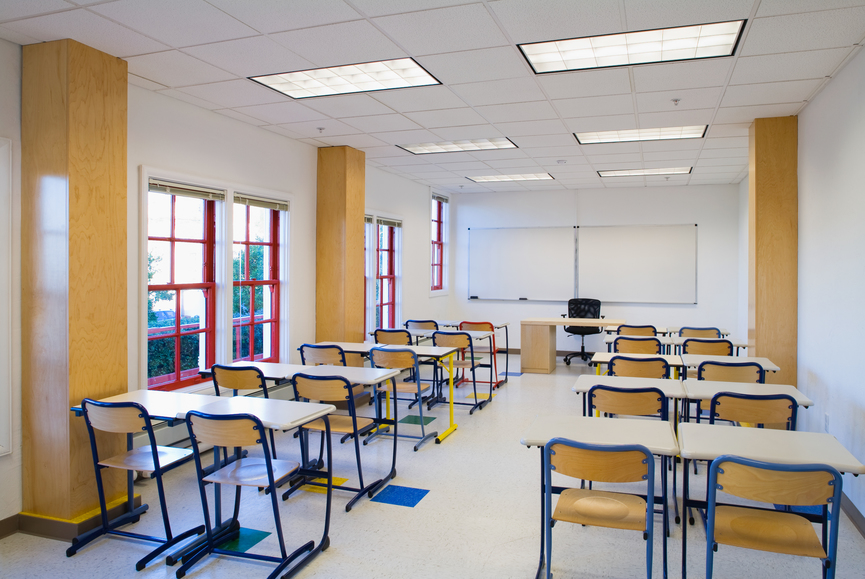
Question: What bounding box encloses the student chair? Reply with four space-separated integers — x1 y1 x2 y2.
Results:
608 355 670 379
374 328 413 346
285 373 385 512
706 456 842 579
679 326 722 338
561 298 602 365
300 343 371 438
431 330 490 414
697 360 765 383
211 364 278 458
178 411 306 579
459 321 501 389
368 347 435 451
709 392 798 430
617 324 658 336
404 319 438 344
544 438 655 579
614 336 663 355
69 399 204 568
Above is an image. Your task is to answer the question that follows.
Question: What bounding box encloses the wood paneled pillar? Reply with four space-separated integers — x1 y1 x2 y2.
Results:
748 117 797 386
21 39 127 531
316 146 365 342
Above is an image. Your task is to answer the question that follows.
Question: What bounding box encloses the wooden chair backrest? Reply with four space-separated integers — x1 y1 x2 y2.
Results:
698 362 763 383
551 444 648 483
370 348 417 371
374 329 412 346
212 366 266 392
432 332 471 349
716 461 835 506
590 387 665 418
617 325 656 336
711 394 796 427
609 356 669 379
344 353 365 367
188 413 263 448
300 345 345 366
682 339 733 356
83 401 146 434
405 320 437 330
459 321 493 332
614 337 661 355
679 327 721 338
294 375 356 403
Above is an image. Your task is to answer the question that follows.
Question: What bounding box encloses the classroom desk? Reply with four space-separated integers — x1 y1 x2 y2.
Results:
670 335 748 355
572 374 686 416
590 352 685 378
605 325 671 335
681 380 813 415
435 321 511 384
604 334 674 352
668 327 730 336
677 423 865 579
521 318 625 374
521 415 679 579
679 354 780 376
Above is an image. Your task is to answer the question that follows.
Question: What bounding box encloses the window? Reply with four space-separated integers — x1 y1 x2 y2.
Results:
365 215 401 331
431 194 448 291
232 200 280 363
147 182 220 390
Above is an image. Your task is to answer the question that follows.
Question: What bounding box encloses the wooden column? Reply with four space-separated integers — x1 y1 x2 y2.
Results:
748 117 797 386
21 39 127 534
316 146 365 342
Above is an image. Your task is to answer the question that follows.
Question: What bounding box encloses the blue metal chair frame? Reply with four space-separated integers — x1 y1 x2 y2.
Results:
68 399 204 568
373 329 416 383
679 326 722 338
211 364 279 459
429 330 491 415
609 355 671 379
705 456 842 579
299 343 347 366
178 410 332 579
709 392 798 430
543 438 656 579
283 373 396 511
681 338 733 356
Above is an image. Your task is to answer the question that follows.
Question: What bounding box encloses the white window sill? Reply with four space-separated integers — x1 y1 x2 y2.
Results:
429 289 449 298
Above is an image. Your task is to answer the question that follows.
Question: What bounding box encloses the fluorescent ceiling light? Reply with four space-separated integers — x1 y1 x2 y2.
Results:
398 137 517 155
519 20 744 73
598 167 692 177
467 173 554 183
575 125 707 144
250 58 439 99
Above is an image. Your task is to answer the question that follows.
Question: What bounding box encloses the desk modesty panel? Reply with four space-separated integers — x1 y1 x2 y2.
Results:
520 318 625 374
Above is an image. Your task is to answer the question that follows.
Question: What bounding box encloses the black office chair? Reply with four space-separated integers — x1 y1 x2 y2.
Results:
562 298 602 365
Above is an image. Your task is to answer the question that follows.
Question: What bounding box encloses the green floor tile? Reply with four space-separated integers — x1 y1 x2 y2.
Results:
399 415 436 425
217 527 270 553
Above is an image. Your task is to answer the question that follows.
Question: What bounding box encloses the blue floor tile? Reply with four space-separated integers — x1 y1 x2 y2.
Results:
371 485 429 508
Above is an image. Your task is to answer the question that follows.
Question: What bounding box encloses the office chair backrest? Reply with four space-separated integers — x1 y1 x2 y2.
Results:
211 365 269 397
564 298 602 335
608 356 670 379
698 361 764 383
617 324 657 336
614 336 662 355
589 386 667 420
299 343 346 366
405 319 438 330
679 326 721 338
549 440 651 483
374 328 412 345
710 393 797 429
682 338 733 356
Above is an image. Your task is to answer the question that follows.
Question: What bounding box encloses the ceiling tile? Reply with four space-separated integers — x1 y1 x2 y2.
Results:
521 145 582 158
418 46 530 84
156 88 221 110
645 175 691 186
730 49 852 84
495 119 568 136
342 113 421 132
565 114 638 135
350 0 476 18
636 87 722 113
128 73 166 91
536 68 632 99
585 153 643 164
2 8 168 57
696 157 748 167
318 134 390 148
362 146 414 160
0 0 72 22
276 119 365 139
369 128 441 145
469 148 529 161
622 0 753 30
263 125 306 140
91 0 258 47
703 136 749 149
369 85 467 113
642 150 699 162
489 0 622 44
757 0 865 18
435 161 493 171
633 59 733 93
408 151 484 164
741 8 865 56
404 108 488 128
637 109 715 127
578 142 641 155
431 124 505 140
509 134 577 149
699 147 748 158
484 158 542 169
450 77 546 106
301 94 396 117
270 20 406 67
706 123 752 138
0 25 40 45
177 79 287 108
553 94 635 118
643 160 697 170
125 51 236 87
183 36 313 77
214 108 269 126
475 101 558 123
373 4 509 56
713 103 800 124
640 139 705 152
234 101 329 124
204 0 361 34
721 79 822 107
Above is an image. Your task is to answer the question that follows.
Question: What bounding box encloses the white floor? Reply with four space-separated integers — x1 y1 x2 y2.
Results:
2 355 864 579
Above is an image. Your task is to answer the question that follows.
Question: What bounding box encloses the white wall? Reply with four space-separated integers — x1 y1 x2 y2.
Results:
449 185 741 352
737 176 749 343
0 38 21 521
799 48 865 513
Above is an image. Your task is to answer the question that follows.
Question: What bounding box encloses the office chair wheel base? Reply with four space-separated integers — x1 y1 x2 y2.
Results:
564 358 570 366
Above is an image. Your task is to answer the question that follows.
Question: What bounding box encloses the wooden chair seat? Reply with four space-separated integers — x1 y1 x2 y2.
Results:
436 358 482 370
393 381 430 394
204 457 299 488
553 488 647 531
302 414 374 435
713 506 826 558
98 445 192 473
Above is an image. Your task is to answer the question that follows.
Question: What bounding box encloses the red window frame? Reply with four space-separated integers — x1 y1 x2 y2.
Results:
147 196 216 391
431 198 444 290
232 205 280 363
376 223 396 329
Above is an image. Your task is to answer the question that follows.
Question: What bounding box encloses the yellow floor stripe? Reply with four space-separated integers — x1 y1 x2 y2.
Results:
302 477 349 494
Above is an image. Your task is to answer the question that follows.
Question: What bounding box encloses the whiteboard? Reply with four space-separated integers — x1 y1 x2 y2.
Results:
577 224 697 304
468 227 575 301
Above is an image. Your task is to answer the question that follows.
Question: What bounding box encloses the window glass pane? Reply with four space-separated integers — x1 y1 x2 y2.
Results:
233 243 246 281
253 323 267 358
180 333 202 372
382 305 392 328
249 206 270 242
174 196 205 240
375 306 380 330
382 279 391 304
233 285 251 323
147 337 176 382
258 322 273 359
249 244 264 281
179 289 206 333
431 220 437 240
148 289 176 336
175 242 204 284
148 192 171 238
233 325 250 360
148 241 171 285
233 203 247 242
433 267 440 288
253 285 266 320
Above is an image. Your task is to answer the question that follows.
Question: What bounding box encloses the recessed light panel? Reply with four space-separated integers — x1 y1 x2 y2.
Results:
467 173 554 183
398 137 517 155
519 20 744 73
576 125 707 144
250 58 439 99
598 167 692 177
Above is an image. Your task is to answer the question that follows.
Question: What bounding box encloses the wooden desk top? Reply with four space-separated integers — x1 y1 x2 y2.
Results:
591 352 684 367
572 374 687 399
604 334 674 345
670 335 748 348
522 318 625 327
682 380 812 406
520 415 679 456
680 354 780 372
